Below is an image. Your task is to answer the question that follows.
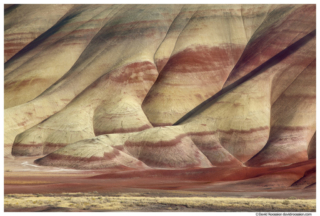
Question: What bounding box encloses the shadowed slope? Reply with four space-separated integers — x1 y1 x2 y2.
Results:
4 5 118 108
173 29 316 126
307 132 316 160
246 60 316 167
4 4 73 62
153 5 198 72
224 4 315 86
175 30 315 164
143 4 261 126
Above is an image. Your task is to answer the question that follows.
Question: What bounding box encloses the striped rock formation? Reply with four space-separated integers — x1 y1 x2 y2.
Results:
246 60 316 167
142 4 253 126
178 26 315 166
36 126 212 169
5 5 316 174
5 5 119 108
153 5 198 72
5 4 127 155
34 136 149 170
10 5 181 156
12 61 158 156
224 4 316 86
4 4 73 62
121 126 212 168
180 70 273 164
142 4 316 126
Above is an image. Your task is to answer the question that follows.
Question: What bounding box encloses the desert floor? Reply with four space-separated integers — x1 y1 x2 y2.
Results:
4 156 316 212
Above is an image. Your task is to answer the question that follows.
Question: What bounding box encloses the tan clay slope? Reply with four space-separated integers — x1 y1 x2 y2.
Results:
153 5 199 72
34 136 150 170
35 31 315 169
224 4 315 86
142 4 316 127
4 5 119 108
177 29 315 165
4 4 73 62
246 60 316 167
35 127 212 169
10 5 182 156
5 5 130 155
5 5 316 172
142 4 262 126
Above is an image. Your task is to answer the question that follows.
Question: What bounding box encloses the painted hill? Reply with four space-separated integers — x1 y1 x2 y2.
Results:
5 4 316 186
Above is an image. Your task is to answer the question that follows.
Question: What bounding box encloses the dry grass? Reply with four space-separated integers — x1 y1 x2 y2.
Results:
4 180 52 185
4 193 316 212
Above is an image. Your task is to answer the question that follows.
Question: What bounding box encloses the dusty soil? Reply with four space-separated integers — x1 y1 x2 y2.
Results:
4 156 316 212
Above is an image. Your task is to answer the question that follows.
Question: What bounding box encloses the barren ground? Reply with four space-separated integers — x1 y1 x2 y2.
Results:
4 156 316 212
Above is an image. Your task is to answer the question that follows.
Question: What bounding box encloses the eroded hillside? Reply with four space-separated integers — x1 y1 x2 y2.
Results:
4 5 316 189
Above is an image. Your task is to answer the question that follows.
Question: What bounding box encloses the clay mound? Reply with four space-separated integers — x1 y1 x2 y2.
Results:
187 133 243 167
37 126 212 169
34 136 149 170
11 60 158 156
122 126 212 168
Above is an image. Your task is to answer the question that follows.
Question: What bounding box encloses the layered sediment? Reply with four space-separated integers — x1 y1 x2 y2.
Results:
5 4 316 179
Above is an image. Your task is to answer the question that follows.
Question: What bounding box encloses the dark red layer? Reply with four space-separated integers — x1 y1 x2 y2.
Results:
187 126 269 136
43 143 69 154
124 133 188 148
11 143 44 156
224 5 315 86
90 159 315 183
94 124 152 136
159 44 244 75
